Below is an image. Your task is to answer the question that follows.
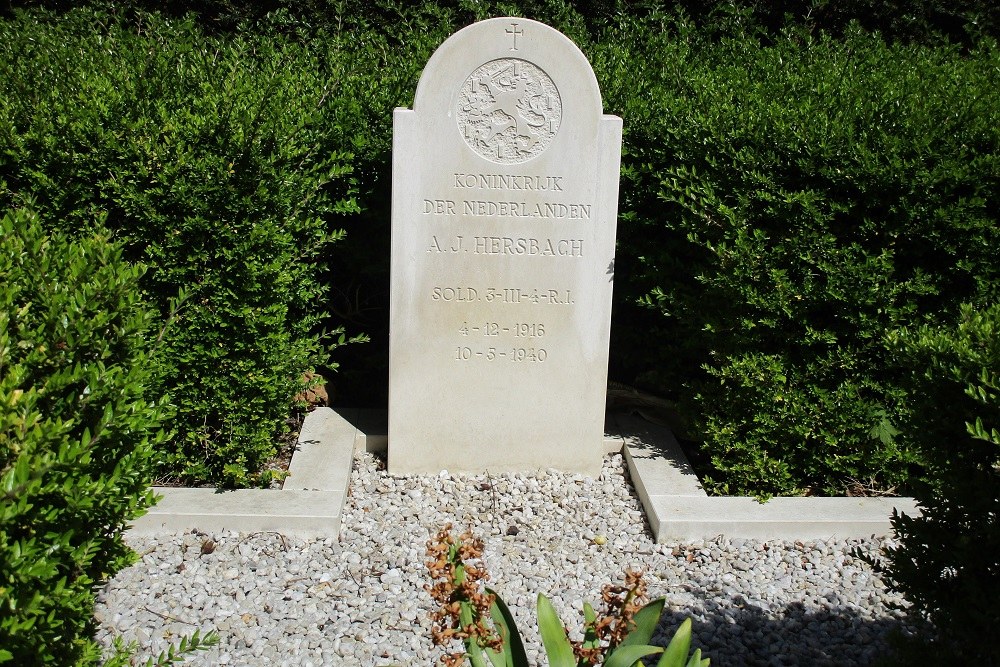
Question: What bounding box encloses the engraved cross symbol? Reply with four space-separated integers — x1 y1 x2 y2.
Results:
506 22 523 50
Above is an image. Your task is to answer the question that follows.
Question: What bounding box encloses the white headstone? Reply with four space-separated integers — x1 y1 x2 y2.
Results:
389 17 622 475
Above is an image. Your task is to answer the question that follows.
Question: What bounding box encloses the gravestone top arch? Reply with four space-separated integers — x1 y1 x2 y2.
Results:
389 17 622 475
411 18 604 165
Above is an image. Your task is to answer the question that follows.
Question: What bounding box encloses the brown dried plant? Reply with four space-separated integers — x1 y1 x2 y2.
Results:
424 527 682 667
425 524 503 665
572 569 650 664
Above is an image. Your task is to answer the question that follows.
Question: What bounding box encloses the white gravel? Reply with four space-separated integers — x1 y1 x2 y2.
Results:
94 452 912 666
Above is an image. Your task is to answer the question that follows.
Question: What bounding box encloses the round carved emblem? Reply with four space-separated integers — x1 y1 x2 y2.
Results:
457 59 562 165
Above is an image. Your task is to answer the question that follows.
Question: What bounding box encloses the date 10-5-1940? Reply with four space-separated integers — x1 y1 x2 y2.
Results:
455 346 547 362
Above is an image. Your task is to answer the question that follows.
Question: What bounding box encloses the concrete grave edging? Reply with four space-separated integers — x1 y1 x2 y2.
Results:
129 408 919 541
129 407 357 538
614 413 920 541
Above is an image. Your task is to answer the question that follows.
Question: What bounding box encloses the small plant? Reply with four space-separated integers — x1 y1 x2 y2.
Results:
103 629 220 667
425 525 709 667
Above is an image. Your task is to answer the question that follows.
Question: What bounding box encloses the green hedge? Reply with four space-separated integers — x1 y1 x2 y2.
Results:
0 208 168 666
0 9 361 486
599 17 1000 495
882 304 1000 663
13 0 1000 46
3 4 998 496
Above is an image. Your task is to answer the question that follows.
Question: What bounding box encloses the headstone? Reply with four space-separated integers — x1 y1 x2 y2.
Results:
389 17 622 475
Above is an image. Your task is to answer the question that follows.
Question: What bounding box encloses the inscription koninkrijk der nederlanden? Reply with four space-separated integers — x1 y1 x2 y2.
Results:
422 173 590 223
424 173 585 216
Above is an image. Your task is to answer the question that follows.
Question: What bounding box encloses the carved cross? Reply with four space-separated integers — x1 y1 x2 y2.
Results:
506 23 523 50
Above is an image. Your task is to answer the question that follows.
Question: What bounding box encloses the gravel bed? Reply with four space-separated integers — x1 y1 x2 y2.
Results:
95 452 912 666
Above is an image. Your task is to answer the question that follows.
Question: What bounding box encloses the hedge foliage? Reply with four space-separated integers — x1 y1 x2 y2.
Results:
0 8 362 486
600 16 1000 495
881 304 1000 664
13 0 1000 46
0 208 168 666
2 3 998 498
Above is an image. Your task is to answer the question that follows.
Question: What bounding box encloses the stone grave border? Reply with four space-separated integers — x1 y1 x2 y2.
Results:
130 407 918 540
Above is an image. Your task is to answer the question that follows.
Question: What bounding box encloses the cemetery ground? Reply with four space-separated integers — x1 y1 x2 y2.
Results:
101 406 918 666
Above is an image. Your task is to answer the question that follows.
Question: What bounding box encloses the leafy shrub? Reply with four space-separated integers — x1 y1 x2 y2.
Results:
0 8 361 486
0 208 169 666
18 0 1000 47
881 304 1000 664
656 0 1000 46
599 16 1000 495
